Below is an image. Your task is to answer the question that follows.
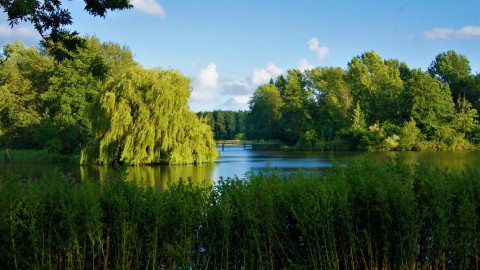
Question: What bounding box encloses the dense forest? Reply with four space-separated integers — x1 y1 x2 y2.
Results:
196 110 248 140
0 38 218 165
234 50 480 151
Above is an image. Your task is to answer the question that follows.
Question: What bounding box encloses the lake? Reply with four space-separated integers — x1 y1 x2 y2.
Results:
2 146 480 186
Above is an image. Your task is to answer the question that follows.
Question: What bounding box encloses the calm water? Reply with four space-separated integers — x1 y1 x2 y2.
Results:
2 146 480 186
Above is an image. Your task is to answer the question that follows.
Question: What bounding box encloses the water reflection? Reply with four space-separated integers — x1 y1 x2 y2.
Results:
2 146 480 186
80 163 217 187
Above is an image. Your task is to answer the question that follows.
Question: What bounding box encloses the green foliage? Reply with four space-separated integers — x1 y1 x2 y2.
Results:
428 51 478 105
405 70 455 137
347 50 405 123
455 96 479 140
280 69 314 144
241 50 480 151
82 67 218 165
295 129 325 150
351 102 367 133
0 38 215 165
247 84 283 140
197 110 248 140
0 41 49 148
398 119 421 151
307 67 352 141
0 0 131 61
1 158 479 269
2 41 480 155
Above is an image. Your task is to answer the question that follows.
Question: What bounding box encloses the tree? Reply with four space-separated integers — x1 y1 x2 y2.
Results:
347 51 404 124
398 119 421 151
82 67 218 165
404 70 455 138
1 0 132 60
247 84 283 140
307 66 352 138
280 69 313 144
235 110 247 136
428 51 477 104
224 111 236 139
0 41 51 148
454 96 478 139
213 111 227 140
429 51 471 84
33 37 137 154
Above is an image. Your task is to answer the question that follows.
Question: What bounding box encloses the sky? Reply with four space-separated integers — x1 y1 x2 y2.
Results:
0 0 479 112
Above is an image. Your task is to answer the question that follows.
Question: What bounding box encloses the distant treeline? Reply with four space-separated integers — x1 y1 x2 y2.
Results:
1 157 479 269
205 50 480 151
196 110 248 140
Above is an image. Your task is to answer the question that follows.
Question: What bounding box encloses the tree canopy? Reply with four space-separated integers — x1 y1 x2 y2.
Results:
0 38 219 165
245 50 480 151
82 67 218 165
1 0 132 60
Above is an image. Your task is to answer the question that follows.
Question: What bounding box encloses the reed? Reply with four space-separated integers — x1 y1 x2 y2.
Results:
0 157 479 269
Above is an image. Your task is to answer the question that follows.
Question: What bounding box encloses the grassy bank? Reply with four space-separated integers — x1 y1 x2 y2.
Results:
0 149 81 164
0 157 479 269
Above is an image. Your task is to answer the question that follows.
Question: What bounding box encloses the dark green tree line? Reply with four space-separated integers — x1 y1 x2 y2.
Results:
197 110 248 140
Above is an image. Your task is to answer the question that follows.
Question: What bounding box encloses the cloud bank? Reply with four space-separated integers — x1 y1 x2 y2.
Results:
415 25 480 40
131 0 166 17
221 96 251 110
222 80 251 95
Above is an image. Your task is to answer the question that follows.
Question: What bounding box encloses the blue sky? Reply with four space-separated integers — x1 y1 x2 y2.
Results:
0 0 479 111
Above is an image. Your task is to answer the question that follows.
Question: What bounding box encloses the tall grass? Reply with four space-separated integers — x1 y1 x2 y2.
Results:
0 157 479 269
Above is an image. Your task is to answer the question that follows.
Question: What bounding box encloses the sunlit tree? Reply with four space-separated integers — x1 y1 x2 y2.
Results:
82 67 218 165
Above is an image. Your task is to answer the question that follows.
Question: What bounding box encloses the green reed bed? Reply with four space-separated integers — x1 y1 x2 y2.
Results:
0 157 479 269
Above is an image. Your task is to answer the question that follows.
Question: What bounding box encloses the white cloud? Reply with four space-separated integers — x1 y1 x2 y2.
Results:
221 96 251 110
457 26 480 38
308 38 329 61
298 58 314 71
189 89 215 103
131 0 165 17
197 63 218 89
0 24 39 39
416 25 480 40
420 28 455 40
223 80 252 95
190 63 219 104
252 63 284 85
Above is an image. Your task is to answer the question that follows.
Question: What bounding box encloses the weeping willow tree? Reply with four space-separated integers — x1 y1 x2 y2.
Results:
81 67 218 165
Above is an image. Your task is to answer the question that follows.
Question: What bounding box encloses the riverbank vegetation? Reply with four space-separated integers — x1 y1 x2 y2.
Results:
0 38 218 165
1 157 479 269
231 51 480 151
